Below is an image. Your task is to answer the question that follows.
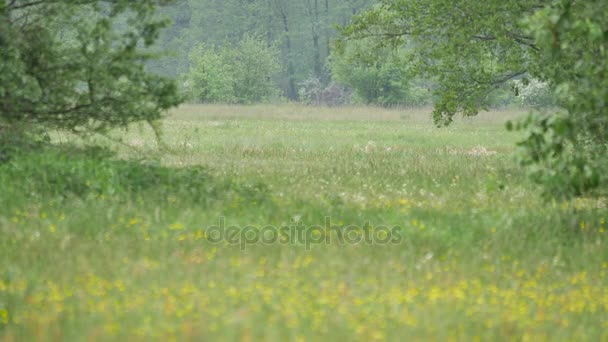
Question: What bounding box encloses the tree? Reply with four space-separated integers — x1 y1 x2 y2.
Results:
184 36 281 104
330 37 430 106
304 0 323 79
152 0 376 101
340 0 608 197
0 0 181 134
270 0 299 100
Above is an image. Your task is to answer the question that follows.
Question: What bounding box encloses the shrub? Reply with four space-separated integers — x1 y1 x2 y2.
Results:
0 144 271 207
183 36 282 104
329 38 431 106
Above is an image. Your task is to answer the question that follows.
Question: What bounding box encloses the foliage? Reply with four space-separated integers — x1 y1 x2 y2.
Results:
0 144 270 207
512 78 556 108
341 0 608 197
183 36 282 104
340 1 537 123
512 0 608 197
0 0 181 133
148 0 376 100
0 122 46 163
330 38 430 106
182 45 237 104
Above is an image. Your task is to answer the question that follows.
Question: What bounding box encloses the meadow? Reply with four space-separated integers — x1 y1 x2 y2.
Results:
1 104 607 341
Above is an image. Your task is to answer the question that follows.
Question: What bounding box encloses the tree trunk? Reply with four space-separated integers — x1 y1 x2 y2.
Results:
277 2 298 100
324 0 330 63
307 0 322 79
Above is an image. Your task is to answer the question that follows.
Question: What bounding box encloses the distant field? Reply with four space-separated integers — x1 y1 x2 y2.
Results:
1 105 607 341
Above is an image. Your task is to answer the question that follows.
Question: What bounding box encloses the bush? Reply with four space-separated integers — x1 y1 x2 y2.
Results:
183 36 282 104
0 144 270 207
329 38 431 106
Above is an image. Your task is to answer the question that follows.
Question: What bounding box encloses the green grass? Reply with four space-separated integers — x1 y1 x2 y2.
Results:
1 104 607 341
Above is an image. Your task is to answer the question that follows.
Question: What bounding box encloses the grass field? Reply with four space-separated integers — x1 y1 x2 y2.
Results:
1 104 607 341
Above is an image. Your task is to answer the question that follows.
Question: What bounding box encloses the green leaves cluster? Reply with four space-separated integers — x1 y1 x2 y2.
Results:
329 38 430 106
515 0 608 197
357 0 535 125
341 0 607 197
0 0 181 134
183 36 282 104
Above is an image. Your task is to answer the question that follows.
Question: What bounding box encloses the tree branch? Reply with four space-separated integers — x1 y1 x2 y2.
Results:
7 0 47 11
489 70 527 85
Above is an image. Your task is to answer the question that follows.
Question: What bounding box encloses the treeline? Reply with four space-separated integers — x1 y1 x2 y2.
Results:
148 0 555 107
147 0 365 100
148 0 436 106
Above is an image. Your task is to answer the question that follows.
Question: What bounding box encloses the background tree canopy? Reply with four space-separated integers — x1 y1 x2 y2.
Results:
183 36 282 104
0 0 181 133
145 0 562 108
329 37 430 106
340 0 607 197
147 0 378 102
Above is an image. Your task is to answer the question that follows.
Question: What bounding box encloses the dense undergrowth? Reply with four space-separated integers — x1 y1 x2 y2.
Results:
0 137 269 210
